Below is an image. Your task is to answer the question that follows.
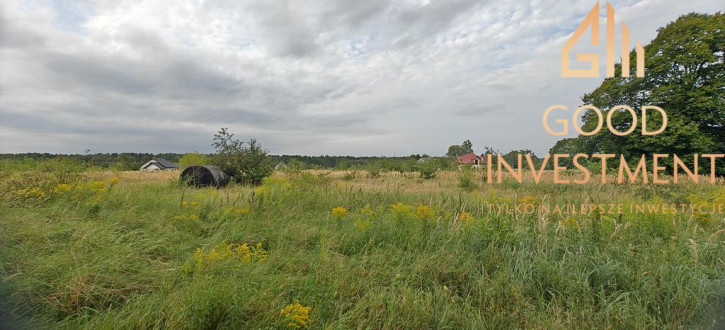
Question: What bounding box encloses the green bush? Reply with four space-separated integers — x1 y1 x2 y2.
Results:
417 159 438 179
211 128 273 186
457 169 478 191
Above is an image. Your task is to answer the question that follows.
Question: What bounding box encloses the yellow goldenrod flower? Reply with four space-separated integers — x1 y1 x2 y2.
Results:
207 248 221 262
359 204 374 217
14 187 45 199
184 242 269 275
559 217 580 230
227 206 250 215
519 195 540 206
53 183 72 194
280 301 311 328
330 206 348 219
414 204 435 220
391 202 413 219
458 211 473 223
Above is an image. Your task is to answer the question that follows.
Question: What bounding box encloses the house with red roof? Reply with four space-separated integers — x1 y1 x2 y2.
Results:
456 152 485 169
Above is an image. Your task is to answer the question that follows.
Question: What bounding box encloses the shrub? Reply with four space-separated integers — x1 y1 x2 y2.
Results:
417 159 438 179
42 157 85 184
211 128 273 186
458 169 477 191
367 166 382 178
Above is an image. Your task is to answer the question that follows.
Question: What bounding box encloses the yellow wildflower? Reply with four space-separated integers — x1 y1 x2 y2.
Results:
414 204 435 220
90 181 105 189
183 242 269 275
458 211 473 223
108 177 120 185
330 207 348 219
359 204 374 217
253 242 269 261
519 195 540 206
390 202 413 219
53 183 72 194
280 301 311 328
207 248 222 262
559 217 580 230
14 187 45 199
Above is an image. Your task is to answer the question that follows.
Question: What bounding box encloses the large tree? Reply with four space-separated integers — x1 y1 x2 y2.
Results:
446 139 474 157
561 13 724 173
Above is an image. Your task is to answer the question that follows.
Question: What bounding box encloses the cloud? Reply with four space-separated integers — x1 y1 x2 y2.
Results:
0 0 721 155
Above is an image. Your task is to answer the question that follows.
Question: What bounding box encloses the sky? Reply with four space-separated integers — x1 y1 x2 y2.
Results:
0 0 722 156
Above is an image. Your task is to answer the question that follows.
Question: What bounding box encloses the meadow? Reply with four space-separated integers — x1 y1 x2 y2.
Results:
1 167 724 329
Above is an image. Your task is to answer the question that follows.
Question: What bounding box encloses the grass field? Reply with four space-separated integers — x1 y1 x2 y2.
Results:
1 169 725 329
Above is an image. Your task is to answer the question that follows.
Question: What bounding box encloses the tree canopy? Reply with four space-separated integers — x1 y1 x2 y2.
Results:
446 139 474 158
555 12 724 174
212 128 273 185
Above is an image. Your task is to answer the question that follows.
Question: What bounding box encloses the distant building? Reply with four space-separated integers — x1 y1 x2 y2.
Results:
140 158 179 171
456 152 485 169
274 162 287 170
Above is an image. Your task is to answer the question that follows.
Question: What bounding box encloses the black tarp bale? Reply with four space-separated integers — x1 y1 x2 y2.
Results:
180 165 230 188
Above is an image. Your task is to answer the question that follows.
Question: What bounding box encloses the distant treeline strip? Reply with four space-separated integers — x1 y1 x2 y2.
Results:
0 153 458 171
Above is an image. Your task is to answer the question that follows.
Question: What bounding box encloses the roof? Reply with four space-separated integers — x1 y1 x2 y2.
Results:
456 152 484 164
151 158 178 169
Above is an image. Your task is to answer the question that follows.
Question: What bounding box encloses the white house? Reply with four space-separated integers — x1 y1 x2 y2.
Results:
140 158 179 171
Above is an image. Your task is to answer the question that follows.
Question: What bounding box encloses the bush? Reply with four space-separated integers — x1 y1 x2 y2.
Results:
458 169 477 191
417 159 438 179
211 128 273 186
42 157 85 184
367 167 381 178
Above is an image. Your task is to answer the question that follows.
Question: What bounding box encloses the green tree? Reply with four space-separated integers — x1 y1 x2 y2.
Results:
564 13 724 174
446 139 474 158
115 154 139 171
178 152 209 169
211 128 273 185
548 138 582 168
500 150 537 169
417 158 439 179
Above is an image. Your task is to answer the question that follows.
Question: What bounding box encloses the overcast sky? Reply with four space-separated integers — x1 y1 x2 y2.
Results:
0 0 722 156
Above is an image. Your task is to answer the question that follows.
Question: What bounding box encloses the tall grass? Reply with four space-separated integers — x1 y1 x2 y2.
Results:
0 169 724 329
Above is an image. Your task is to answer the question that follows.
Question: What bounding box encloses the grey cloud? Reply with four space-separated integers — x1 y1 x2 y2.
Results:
391 0 486 47
1 0 722 155
246 1 322 57
43 52 155 94
322 0 390 28
0 14 47 49
453 103 501 117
